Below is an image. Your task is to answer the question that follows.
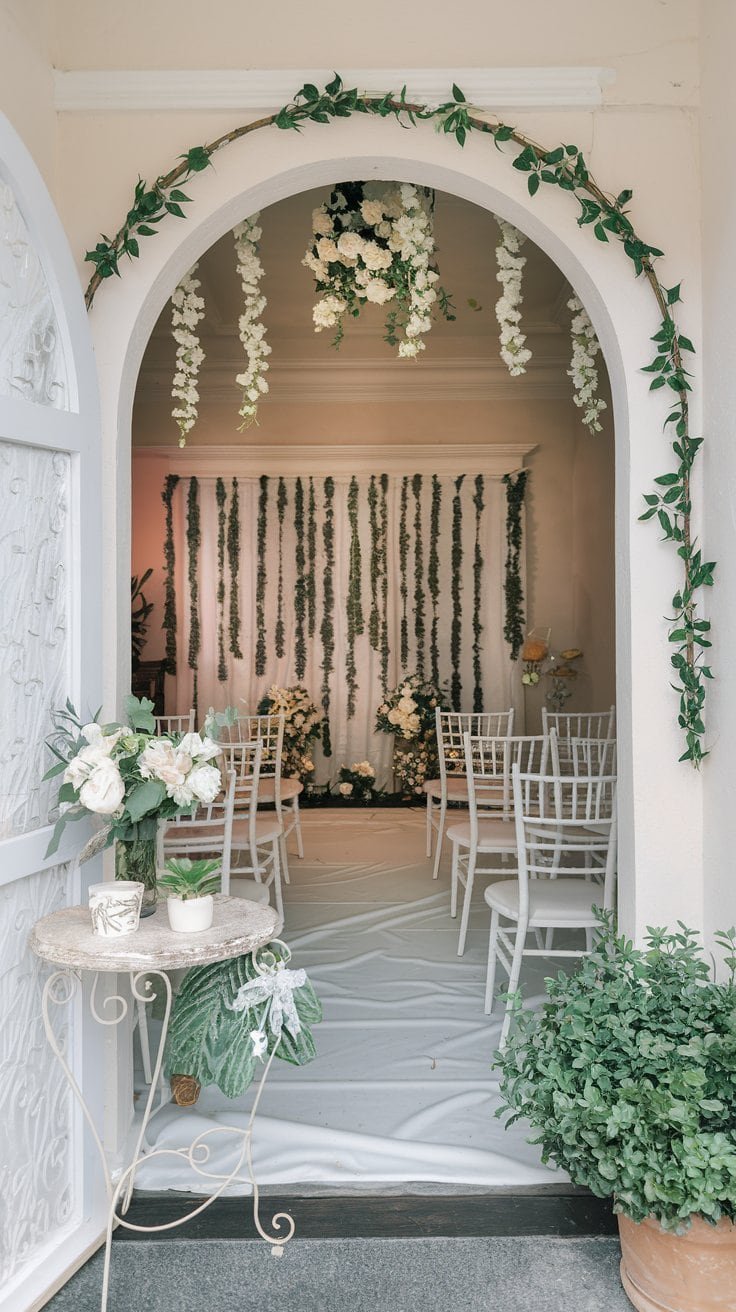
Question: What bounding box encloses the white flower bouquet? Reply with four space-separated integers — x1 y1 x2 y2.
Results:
303 181 455 358
337 760 377 803
257 684 323 780
393 740 433 797
375 674 446 742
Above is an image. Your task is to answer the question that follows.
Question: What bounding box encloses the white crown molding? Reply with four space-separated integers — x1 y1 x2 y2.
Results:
54 67 615 113
132 442 537 477
136 356 572 405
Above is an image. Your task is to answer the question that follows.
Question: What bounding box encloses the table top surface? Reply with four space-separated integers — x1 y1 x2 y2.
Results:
28 895 281 972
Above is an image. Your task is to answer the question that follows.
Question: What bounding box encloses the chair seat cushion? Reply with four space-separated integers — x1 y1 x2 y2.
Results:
446 819 517 850
256 778 304 803
423 776 470 800
232 817 282 845
228 878 270 906
484 878 602 926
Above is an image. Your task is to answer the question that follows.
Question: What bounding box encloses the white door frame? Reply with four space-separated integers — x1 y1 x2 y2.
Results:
88 114 703 942
0 113 107 1311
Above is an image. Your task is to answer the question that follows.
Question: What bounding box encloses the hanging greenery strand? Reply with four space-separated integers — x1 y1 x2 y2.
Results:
379 473 390 692
428 473 442 688
306 476 317 639
294 476 307 679
216 477 227 681
412 473 425 676
451 474 466 711
472 474 485 712
503 471 528 660
186 477 201 711
254 475 268 676
161 474 180 675
368 475 380 651
275 477 288 659
399 475 410 669
320 477 335 754
227 477 243 660
346 476 364 718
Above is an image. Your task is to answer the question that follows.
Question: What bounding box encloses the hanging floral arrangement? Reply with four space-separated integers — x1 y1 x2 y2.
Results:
303 181 454 358
567 295 607 433
233 214 271 428
375 674 446 742
495 219 532 377
170 264 205 447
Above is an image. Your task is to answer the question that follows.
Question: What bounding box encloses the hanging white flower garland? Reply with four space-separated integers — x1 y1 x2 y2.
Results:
495 219 532 377
170 264 205 448
567 295 607 433
304 181 453 359
233 214 271 428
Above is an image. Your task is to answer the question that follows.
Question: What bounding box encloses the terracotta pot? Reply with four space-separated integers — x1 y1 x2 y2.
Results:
618 1213 736 1311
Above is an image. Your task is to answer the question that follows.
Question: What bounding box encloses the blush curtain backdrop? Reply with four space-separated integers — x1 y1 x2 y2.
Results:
167 471 521 788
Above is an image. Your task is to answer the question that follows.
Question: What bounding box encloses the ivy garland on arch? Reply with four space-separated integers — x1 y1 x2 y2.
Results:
85 75 712 764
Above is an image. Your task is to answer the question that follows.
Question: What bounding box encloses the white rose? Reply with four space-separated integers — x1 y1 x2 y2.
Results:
387 707 401 725
179 732 220 762
378 703 389 715
187 763 221 805
64 743 110 790
337 231 364 260
360 199 385 226
78 760 125 816
339 782 353 796
316 237 339 263
363 279 395 305
312 207 333 236
360 241 393 271
138 740 192 796
398 697 417 714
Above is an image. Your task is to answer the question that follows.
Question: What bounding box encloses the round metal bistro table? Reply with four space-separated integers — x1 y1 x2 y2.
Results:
29 894 292 1312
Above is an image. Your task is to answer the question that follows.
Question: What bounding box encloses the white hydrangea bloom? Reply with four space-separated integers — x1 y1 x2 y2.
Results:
567 295 607 433
233 214 271 429
170 265 205 448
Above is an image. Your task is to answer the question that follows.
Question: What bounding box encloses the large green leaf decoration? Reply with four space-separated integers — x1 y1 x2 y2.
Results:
165 944 322 1098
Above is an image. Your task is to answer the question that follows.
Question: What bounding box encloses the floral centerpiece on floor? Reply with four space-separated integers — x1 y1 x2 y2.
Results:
337 761 377 803
44 696 222 910
256 684 323 781
303 181 455 357
375 674 447 797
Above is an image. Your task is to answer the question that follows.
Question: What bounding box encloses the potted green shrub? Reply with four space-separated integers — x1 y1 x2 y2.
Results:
496 918 736 1312
158 857 221 933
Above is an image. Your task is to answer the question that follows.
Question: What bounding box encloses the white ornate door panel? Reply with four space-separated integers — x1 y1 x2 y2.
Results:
0 115 105 1311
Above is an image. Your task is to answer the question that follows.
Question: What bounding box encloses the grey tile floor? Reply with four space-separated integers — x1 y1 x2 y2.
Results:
47 1236 633 1311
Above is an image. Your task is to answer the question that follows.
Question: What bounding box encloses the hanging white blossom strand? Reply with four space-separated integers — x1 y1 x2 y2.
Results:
567 295 607 433
233 214 271 429
170 264 205 448
495 219 532 376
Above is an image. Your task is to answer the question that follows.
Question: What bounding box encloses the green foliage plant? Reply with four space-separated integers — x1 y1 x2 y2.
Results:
158 857 221 901
496 917 736 1232
502 470 528 660
130 568 153 668
83 74 712 765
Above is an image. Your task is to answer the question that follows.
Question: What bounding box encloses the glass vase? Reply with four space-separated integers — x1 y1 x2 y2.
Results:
115 833 158 917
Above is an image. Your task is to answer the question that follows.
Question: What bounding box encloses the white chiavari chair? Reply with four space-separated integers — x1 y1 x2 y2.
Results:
541 706 615 765
220 740 284 921
485 764 618 1048
154 710 195 736
221 712 303 875
424 708 515 879
448 734 548 956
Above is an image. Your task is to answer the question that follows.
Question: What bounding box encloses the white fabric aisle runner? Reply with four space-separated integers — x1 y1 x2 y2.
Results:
138 811 562 1192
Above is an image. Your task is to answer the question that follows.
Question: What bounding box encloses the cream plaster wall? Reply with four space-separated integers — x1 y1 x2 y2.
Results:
0 0 55 185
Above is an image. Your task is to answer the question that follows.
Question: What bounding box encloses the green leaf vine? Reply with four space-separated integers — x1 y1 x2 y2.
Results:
161 473 179 675
294 476 307 679
254 475 268 676
368 474 380 651
215 476 227 681
275 476 288 659
186 476 201 711
450 474 466 711
346 475 364 718
379 473 390 692
399 475 410 668
412 473 425 676
472 474 485 713
84 74 712 763
428 473 442 687
227 477 243 660
320 476 335 755
503 471 528 661
306 476 317 639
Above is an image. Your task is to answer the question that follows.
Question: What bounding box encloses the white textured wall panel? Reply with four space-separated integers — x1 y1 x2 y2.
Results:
0 180 69 409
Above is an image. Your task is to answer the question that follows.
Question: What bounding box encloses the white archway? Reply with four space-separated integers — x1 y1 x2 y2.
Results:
88 113 704 940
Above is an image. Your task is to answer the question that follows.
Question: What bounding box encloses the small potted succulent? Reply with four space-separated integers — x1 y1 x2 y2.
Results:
496 916 736 1312
158 858 221 933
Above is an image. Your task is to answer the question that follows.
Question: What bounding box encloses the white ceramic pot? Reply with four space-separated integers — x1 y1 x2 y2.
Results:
89 881 144 937
166 894 214 934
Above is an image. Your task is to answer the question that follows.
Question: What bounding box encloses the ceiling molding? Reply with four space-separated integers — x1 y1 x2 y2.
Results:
133 442 537 477
136 356 573 405
53 66 615 113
